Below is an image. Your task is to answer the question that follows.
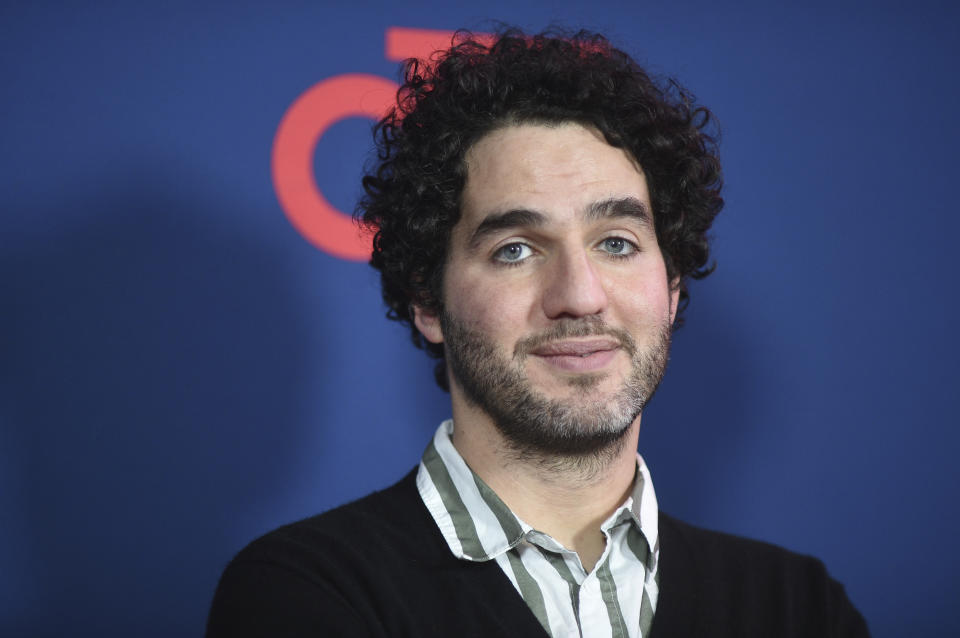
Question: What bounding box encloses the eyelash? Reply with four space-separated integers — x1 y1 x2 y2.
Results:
492 242 533 266
599 236 639 259
491 236 639 266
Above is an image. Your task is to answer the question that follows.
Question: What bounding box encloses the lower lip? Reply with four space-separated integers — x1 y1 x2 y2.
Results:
533 349 619 373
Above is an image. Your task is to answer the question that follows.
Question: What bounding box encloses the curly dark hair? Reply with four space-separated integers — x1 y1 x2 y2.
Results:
357 27 723 390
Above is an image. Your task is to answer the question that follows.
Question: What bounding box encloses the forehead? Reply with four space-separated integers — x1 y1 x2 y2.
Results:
459 122 649 228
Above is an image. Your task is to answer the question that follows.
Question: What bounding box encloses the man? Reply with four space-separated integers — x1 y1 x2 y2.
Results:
208 29 869 637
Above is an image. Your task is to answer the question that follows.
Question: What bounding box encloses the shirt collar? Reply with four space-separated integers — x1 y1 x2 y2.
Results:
416 420 659 569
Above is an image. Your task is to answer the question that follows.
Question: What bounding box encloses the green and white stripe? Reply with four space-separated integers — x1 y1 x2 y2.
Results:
416 420 660 638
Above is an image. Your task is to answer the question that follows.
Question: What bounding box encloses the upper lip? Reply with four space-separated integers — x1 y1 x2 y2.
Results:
529 338 621 357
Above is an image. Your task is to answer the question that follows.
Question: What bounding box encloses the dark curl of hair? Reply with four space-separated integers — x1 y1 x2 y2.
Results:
357 28 724 390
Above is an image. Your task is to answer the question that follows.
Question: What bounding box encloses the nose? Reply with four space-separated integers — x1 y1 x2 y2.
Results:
541 246 609 319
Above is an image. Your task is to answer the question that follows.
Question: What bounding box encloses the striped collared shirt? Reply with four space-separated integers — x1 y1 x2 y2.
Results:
416 420 660 638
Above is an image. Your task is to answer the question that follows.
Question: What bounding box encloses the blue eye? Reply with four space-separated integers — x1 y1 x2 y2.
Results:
600 237 636 256
494 242 533 263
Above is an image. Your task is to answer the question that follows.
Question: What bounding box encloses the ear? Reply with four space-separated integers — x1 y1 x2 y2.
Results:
668 278 681 325
412 305 444 344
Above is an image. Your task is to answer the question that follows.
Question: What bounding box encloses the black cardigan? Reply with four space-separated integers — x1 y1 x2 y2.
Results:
207 469 869 637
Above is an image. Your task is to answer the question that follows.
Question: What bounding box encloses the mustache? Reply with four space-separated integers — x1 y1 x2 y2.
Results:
513 317 637 359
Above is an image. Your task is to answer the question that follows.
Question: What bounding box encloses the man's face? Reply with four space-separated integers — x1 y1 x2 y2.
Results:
414 123 679 456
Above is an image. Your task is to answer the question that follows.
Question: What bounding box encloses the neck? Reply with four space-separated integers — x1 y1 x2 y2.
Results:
450 402 641 572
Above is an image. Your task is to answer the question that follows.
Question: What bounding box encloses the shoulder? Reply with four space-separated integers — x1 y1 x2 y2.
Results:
659 512 826 574
208 468 538 637
237 468 433 565
206 469 451 637
654 513 870 637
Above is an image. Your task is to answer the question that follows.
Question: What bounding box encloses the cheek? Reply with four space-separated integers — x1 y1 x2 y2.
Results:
611 270 673 321
444 271 535 341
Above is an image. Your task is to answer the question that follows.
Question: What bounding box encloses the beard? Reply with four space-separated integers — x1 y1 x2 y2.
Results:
441 312 671 461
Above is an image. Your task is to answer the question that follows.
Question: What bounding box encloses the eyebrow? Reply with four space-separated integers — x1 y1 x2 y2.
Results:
466 196 652 249
586 197 652 226
468 209 548 249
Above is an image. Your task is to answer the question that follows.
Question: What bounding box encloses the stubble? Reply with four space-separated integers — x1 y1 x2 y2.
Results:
442 312 671 474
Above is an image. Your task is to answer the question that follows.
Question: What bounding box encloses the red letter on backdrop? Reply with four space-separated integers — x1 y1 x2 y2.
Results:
271 73 395 261
385 26 459 61
272 27 462 261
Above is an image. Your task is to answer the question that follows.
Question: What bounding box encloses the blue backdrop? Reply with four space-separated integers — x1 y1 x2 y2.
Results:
2 2 958 636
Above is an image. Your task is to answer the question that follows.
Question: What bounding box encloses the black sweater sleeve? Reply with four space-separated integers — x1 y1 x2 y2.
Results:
206 558 373 638
653 513 870 638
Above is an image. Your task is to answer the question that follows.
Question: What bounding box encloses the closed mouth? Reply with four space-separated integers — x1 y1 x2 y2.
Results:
528 338 621 357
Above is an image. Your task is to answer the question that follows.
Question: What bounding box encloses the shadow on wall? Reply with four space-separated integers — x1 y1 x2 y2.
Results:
0 163 317 637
